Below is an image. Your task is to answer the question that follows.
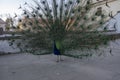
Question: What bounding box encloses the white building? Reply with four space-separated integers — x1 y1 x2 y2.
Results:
0 18 6 32
93 0 120 16
92 0 120 32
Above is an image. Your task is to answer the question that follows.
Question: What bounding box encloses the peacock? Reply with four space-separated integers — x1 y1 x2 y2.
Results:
53 40 63 62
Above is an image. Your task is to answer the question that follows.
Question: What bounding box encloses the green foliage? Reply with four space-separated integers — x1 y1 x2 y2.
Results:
5 18 12 31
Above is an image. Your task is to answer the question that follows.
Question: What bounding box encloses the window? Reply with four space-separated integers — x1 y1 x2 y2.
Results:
95 7 102 16
0 27 3 35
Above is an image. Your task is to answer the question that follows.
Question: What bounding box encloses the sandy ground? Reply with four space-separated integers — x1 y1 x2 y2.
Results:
0 40 120 80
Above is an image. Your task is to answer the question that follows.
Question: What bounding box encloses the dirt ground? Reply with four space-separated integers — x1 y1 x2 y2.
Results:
0 40 120 80
0 53 120 80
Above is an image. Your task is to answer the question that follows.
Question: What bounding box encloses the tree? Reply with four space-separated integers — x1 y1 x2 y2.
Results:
5 18 11 31
12 0 113 57
5 15 17 31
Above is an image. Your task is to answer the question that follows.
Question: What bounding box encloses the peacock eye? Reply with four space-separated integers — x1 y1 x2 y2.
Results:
29 22 33 25
85 6 89 11
101 14 105 18
64 18 67 21
99 21 103 25
23 23 26 27
65 12 67 15
49 9 52 12
26 15 29 18
56 4 58 8
42 1 45 4
35 11 38 14
77 0 80 3
25 45 28 48
50 16 53 18
45 8 47 11
69 1 73 4
78 9 80 12
72 10 75 14
46 14 49 17
32 11 34 13
77 17 80 20
104 27 107 31
60 8 62 11
32 14 36 17
87 1 90 4
37 7 40 10
71 17 74 20
83 17 87 20
91 18 95 21
24 11 27 14
65 4 67 7
17 26 20 29
19 19 22 22
39 14 42 18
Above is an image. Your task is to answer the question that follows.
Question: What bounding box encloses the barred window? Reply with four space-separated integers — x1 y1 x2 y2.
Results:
95 7 102 16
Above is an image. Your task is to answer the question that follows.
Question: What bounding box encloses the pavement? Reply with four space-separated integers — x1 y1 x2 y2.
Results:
0 40 120 80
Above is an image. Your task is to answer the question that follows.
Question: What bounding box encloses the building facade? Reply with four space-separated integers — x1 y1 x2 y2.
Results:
0 18 6 34
93 0 120 16
92 0 120 31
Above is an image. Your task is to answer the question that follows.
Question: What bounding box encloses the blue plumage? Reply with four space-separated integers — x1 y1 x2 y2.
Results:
53 41 61 55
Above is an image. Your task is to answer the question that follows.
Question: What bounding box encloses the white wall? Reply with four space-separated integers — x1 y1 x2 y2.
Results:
92 0 120 32
0 24 6 31
114 13 120 32
95 0 120 16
